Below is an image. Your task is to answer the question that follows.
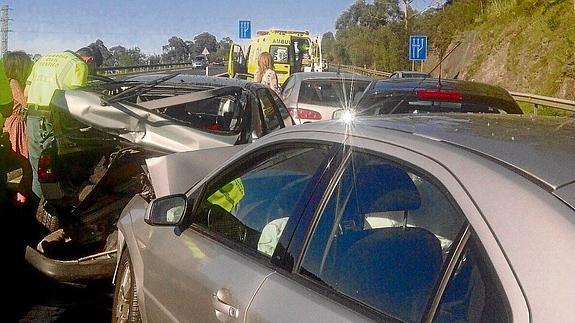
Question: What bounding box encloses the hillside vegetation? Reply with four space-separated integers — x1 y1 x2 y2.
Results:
325 0 575 101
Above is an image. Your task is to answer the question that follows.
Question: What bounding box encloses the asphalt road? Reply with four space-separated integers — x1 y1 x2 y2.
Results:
5 187 114 322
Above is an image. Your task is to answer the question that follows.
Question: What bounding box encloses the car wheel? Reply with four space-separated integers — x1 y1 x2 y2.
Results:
35 198 60 232
112 249 141 323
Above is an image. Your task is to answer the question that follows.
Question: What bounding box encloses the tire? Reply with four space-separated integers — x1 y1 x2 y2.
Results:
112 249 141 323
35 197 61 232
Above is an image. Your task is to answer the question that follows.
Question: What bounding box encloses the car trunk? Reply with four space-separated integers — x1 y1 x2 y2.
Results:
27 79 249 282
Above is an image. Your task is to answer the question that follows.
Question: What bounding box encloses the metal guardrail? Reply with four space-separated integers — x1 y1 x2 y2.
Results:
338 64 574 114
97 62 196 76
509 92 575 114
337 64 392 78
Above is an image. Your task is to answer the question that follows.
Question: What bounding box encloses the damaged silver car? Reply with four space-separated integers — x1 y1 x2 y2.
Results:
25 73 294 282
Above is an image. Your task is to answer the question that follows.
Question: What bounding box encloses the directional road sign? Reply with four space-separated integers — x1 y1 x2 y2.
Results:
239 20 251 39
409 35 428 61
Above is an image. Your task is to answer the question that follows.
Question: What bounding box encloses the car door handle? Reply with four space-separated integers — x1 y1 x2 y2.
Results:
212 288 240 319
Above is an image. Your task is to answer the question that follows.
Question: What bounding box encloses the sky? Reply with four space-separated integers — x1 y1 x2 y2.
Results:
3 0 436 56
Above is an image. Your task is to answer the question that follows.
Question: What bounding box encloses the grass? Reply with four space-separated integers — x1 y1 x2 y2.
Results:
518 102 574 117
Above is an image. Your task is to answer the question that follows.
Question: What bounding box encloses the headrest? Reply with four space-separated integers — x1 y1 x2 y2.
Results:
355 164 421 214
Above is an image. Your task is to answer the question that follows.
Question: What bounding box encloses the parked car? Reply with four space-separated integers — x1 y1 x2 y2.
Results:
389 70 431 79
25 73 294 282
192 55 209 69
281 72 372 124
112 114 575 323
350 78 523 117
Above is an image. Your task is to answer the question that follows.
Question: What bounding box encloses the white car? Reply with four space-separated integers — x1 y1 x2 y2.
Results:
281 72 372 124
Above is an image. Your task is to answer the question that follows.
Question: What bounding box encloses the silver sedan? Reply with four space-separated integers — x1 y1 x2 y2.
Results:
112 114 575 323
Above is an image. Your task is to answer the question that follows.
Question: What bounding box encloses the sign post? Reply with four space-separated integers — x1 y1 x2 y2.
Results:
409 35 427 71
239 20 251 39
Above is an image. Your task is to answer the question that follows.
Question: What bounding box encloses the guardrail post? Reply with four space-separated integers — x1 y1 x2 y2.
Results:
534 104 539 116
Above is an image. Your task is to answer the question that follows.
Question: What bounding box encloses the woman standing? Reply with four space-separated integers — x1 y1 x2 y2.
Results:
3 51 33 204
254 52 281 95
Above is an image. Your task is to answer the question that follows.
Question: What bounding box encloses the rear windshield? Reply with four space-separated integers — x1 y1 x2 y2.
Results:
298 79 371 108
357 94 519 115
161 94 243 134
271 46 290 64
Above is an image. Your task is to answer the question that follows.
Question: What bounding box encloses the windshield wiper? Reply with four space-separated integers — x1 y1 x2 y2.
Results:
101 72 180 105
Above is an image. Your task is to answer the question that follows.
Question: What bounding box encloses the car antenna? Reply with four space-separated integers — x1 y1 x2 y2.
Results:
430 41 461 86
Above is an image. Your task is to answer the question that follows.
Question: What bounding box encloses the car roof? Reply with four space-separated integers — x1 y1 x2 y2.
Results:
290 72 373 82
124 73 266 90
288 114 575 191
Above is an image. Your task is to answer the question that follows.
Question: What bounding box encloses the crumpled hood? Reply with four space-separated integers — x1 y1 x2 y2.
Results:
145 145 247 197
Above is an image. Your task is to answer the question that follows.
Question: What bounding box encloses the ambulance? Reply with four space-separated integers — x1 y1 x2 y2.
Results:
227 29 323 85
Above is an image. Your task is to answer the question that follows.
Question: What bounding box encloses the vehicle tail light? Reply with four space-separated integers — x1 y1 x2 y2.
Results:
207 123 222 131
416 89 463 101
288 107 322 120
38 154 57 183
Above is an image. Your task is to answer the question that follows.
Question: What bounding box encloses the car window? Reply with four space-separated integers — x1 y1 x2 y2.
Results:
298 79 370 107
162 94 243 133
300 151 466 322
194 145 331 258
270 90 293 126
257 88 282 133
434 235 511 323
270 45 290 64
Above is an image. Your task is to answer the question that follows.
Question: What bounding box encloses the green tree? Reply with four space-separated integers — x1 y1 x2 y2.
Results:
162 36 189 62
110 45 145 66
193 32 218 56
321 32 336 61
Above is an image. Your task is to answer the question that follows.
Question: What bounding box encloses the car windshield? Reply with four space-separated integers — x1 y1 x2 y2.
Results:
298 79 371 108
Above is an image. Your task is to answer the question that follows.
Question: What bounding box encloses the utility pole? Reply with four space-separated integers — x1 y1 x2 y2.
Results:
402 0 413 30
0 5 10 56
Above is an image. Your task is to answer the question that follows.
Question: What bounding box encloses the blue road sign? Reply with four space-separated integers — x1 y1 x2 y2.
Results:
409 35 428 61
239 20 251 39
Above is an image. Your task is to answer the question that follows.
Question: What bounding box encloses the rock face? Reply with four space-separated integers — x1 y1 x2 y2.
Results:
422 3 575 101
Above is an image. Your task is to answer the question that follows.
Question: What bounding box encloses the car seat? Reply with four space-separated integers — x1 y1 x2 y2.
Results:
333 227 442 322
320 163 442 321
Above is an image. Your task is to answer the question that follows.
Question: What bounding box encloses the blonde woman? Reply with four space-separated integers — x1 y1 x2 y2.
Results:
254 52 280 94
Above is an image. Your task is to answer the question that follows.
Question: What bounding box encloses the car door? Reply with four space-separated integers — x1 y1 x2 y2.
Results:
246 140 517 322
227 43 247 79
139 142 335 322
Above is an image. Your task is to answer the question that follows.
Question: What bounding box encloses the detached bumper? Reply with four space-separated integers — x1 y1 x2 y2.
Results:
25 246 117 282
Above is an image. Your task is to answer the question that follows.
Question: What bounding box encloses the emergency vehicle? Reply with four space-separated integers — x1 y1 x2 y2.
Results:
227 29 323 85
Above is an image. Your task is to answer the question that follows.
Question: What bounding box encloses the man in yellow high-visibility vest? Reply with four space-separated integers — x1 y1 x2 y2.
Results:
0 57 14 207
24 45 102 199
208 178 245 213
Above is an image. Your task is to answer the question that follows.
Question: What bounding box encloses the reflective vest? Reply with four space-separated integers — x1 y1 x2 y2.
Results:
26 51 88 108
0 59 13 128
207 178 245 213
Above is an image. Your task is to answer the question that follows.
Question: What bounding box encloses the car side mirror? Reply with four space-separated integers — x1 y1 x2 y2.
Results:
145 194 187 226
